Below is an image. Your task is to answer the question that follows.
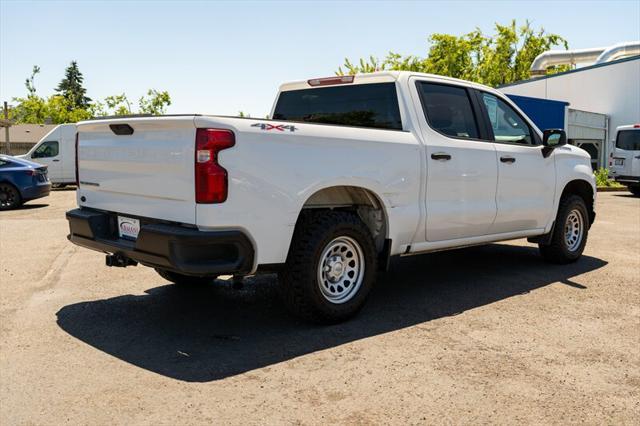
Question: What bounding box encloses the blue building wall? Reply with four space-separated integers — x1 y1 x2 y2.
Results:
506 94 568 131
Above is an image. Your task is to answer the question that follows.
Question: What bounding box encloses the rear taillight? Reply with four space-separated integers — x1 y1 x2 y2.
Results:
195 128 235 203
75 132 79 186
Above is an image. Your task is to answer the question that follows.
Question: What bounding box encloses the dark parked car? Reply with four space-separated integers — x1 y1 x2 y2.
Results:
0 155 51 210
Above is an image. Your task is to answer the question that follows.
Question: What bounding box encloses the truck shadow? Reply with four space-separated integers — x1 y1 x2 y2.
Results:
56 243 606 382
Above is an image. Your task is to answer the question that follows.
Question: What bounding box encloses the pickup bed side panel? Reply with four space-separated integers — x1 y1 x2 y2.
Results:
194 117 422 266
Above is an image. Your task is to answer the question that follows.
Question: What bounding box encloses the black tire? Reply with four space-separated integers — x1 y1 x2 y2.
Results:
0 183 22 211
155 268 217 285
539 194 589 264
629 186 640 197
278 210 377 324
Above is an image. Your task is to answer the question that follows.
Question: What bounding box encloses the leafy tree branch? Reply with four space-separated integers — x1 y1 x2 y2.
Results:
337 20 569 87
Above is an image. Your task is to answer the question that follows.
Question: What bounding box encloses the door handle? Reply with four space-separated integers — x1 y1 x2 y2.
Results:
500 156 516 164
431 152 451 161
52 159 60 162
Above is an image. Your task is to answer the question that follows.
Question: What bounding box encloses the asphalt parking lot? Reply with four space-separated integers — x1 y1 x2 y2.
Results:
1 190 638 424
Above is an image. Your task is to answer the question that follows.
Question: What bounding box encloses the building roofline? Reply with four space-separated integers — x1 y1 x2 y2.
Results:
506 93 570 106
498 55 640 89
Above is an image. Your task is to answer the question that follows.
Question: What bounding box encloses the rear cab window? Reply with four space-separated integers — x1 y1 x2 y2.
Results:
616 130 640 151
272 83 403 130
416 82 480 139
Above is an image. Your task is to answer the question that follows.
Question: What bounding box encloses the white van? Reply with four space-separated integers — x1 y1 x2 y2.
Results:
19 123 76 186
610 124 640 196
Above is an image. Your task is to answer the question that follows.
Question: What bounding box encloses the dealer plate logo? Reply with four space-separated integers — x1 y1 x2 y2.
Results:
117 216 140 240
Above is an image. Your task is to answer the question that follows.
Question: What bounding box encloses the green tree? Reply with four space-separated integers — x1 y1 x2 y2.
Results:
337 20 568 87
45 95 93 122
103 93 132 116
25 65 40 96
9 95 92 124
9 65 49 123
56 61 92 109
138 89 171 115
7 64 172 123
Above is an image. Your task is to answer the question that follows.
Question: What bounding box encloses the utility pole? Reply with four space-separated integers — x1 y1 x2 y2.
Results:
2 101 11 155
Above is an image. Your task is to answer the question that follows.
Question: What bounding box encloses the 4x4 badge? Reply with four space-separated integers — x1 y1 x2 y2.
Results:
251 123 297 132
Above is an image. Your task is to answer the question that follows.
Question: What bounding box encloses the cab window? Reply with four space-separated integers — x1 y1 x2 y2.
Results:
616 130 640 151
417 82 480 139
481 93 533 145
32 141 59 158
273 83 402 130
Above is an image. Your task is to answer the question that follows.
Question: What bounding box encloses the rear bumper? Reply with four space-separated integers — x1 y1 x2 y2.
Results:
66 208 254 276
21 182 51 201
615 175 640 185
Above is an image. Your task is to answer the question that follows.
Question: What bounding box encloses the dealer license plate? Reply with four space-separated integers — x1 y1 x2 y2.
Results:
117 216 140 240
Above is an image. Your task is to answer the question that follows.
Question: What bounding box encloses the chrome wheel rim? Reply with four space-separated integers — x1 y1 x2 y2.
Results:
317 236 365 304
564 209 584 252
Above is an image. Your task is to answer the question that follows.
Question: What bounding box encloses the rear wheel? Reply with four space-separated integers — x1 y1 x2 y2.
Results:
629 185 640 197
279 210 377 324
539 194 589 264
0 183 22 211
155 268 217 285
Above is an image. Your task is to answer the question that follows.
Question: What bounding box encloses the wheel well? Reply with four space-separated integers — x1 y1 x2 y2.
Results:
0 181 18 191
561 180 595 225
300 186 388 254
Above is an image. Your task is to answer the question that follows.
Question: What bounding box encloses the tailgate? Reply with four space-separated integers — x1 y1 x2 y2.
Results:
77 116 197 224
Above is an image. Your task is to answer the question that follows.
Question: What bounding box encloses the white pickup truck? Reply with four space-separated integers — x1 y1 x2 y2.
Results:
67 72 596 323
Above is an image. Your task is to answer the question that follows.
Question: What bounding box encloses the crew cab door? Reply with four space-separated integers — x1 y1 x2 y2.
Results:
477 91 555 233
410 78 498 241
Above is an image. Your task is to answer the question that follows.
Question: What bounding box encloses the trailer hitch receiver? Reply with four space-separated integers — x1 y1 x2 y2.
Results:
105 253 138 268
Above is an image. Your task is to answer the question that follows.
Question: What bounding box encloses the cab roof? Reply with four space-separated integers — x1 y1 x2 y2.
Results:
278 71 497 94
616 124 640 131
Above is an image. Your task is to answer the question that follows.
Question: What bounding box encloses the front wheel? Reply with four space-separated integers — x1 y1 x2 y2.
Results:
629 186 640 197
539 195 589 264
155 268 217 285
279 210 377 324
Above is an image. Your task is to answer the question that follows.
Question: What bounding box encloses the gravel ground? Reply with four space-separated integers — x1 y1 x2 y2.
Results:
1 190 638 425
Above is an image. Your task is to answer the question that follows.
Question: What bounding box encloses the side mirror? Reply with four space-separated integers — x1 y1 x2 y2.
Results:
542 129 567 157
543 129 566 147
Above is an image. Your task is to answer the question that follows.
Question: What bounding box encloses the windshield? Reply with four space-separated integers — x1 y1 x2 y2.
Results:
616 130 640 151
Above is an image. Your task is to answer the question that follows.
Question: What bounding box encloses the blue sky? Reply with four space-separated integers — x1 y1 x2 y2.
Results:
1 0 639 116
